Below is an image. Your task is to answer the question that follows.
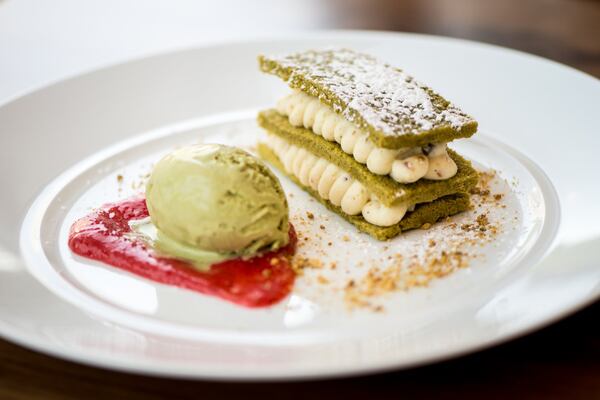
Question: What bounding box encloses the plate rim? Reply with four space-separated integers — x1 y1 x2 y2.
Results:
1 29 598 109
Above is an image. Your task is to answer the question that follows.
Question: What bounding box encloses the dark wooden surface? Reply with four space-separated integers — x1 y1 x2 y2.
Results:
2 0 599 398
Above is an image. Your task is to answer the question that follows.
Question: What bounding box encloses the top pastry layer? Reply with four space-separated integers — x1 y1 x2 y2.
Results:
259 48 478 149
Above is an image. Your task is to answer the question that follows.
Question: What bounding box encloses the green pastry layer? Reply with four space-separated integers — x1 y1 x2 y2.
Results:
258 143 471 241
258 49 478 149
258 109 478 207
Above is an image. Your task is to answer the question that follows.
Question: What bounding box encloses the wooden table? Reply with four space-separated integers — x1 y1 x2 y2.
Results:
2 0 599 398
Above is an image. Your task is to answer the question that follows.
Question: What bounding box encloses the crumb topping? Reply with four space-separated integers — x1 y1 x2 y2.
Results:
289 168 510 311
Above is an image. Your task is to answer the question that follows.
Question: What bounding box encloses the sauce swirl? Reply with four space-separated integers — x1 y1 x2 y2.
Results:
68 196 297 307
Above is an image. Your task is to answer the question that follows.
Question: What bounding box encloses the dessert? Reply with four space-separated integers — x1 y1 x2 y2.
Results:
69 144 297 307
257 48 479 240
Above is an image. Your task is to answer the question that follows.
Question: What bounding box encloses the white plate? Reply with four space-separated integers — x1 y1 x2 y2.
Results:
3 31 600 380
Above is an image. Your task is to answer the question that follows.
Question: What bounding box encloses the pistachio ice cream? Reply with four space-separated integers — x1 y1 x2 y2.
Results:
145 144 289 266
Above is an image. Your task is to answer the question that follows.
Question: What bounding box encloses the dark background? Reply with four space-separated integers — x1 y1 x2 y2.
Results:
1 0 599 398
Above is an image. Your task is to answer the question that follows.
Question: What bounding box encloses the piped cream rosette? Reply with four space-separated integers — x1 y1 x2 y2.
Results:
277 92 458 184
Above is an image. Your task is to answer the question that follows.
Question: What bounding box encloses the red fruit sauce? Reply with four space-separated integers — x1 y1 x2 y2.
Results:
68 196 297 307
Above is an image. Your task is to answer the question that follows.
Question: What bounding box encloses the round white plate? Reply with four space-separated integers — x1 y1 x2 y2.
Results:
3 31 600 380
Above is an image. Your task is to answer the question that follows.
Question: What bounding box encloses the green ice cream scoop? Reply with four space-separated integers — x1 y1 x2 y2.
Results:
145 144 289 267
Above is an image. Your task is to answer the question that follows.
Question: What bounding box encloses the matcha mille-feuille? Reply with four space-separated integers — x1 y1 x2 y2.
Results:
257 49 478 240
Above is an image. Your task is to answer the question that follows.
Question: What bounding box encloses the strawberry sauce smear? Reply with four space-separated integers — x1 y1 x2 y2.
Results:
68 196 297 307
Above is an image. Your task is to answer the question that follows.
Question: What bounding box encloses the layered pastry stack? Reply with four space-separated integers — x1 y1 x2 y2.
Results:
257 49 479 240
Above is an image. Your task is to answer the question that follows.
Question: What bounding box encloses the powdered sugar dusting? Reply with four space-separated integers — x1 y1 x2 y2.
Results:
262 48 475 137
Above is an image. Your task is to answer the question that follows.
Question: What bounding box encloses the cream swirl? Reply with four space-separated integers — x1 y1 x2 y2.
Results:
266 134 408 227
276 92 457 183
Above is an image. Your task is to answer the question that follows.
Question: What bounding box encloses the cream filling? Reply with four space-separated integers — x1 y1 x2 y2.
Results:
276 91 458 182
266 134 410 227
